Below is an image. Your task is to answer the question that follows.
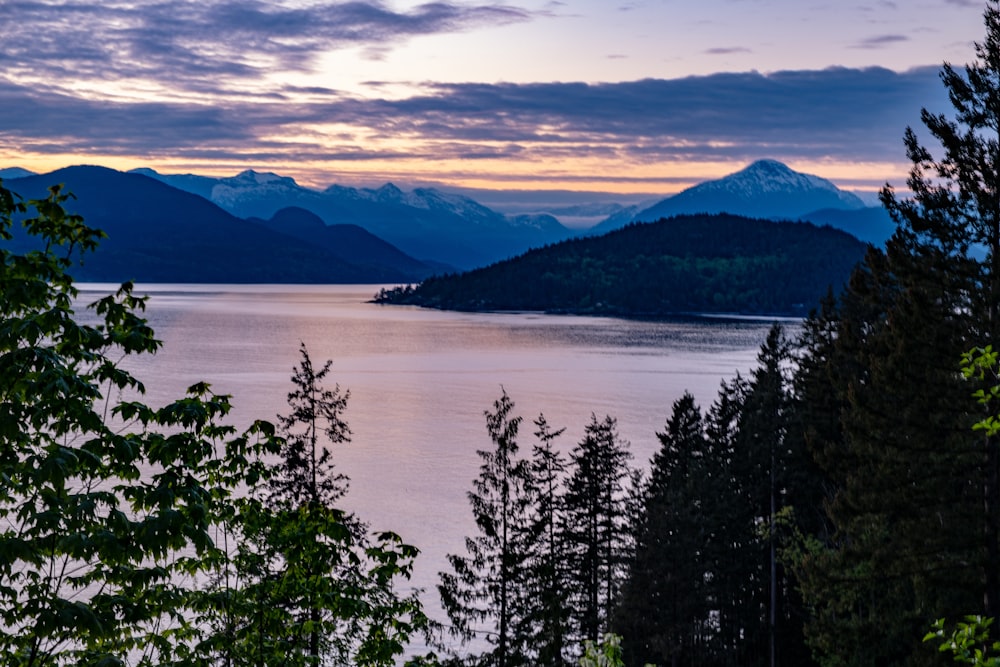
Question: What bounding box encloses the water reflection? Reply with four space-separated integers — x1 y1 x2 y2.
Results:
74 283 791 657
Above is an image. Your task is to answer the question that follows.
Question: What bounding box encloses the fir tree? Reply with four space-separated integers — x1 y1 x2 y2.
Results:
615 392 714 667
526 414 570 667
438 390 536 667
210 344 425 666
269 342 353 509
792 4 1000 663
561 414 635 648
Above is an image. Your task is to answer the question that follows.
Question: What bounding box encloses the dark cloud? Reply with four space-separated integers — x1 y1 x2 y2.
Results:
852 34 910 49
0 1 532 87
0 66 949 168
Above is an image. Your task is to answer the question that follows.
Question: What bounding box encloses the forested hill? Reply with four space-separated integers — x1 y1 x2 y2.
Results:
375 213 870 317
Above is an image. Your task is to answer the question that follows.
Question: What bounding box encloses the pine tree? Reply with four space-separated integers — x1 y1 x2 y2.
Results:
732 325 820 667
561 414 635 649
269 342 353 509
438 390 536 667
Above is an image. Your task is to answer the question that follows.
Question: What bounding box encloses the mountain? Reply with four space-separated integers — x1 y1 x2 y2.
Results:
0 167 36 180
640 159 865 219
798 206 895 246
134 168 573 269
248 206 437 279
590 159 874 236
376 213 868 318
5 166 435 283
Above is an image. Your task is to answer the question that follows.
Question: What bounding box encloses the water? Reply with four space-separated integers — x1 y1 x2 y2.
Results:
76 283 784 657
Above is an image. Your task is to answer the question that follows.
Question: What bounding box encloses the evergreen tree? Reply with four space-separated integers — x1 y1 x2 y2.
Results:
792 5 1000 664
526 414 570 667
562 414 634 648
204 345 425 666
731 325 819 667
703 374 752 667
615 392 715 667
439 390 536 667
269 342 353 509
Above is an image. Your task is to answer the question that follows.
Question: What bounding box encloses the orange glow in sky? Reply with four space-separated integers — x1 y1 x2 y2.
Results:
0 1 986 196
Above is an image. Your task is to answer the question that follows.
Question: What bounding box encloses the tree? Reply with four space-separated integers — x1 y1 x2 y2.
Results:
791 4 1000 664
438 389 536 667
0 182 282 664
526 414 570 667
0 179 427 666
202 345 426 666
615 392 714 667
270 343 353 508
561 414 634 648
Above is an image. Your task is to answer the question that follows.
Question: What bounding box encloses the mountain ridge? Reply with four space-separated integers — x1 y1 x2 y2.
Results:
134 167 573 268
590 159 882 238
4 166 436 283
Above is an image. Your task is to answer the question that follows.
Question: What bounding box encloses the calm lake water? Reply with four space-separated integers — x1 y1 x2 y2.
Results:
76 283 786 656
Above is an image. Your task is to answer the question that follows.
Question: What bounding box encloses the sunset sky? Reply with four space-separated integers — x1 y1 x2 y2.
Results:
0 1 987 198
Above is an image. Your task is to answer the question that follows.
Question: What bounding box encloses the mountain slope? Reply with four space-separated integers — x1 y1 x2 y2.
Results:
249 206 435 279
136 168 573 268
591 159 869 235
377 214 868 318
0 167 36 179
6 167 434 283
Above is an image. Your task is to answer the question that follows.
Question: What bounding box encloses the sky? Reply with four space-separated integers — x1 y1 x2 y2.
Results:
0 0 988 198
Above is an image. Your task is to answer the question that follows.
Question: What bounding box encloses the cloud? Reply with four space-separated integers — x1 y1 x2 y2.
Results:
0 1 533 88
852 34 910 49
704 47 752 55
0 66 949 168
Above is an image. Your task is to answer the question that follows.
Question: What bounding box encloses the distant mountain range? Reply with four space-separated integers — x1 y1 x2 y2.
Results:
2 159 898 285
3 166 437 283
131 168 572 269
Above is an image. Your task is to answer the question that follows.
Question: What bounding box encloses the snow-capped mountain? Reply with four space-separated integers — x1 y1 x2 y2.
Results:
591 159 869 235
133 168 571 268
4 165 436 283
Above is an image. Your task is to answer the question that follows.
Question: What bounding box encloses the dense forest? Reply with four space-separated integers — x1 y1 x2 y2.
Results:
375 214 868 318
430 4 1000 666
4 4 1000 667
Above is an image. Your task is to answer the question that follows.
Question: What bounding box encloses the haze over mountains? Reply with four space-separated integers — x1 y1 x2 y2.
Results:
0 159 895 284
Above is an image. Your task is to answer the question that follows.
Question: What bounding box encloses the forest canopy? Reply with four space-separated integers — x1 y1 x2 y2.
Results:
375 213 868 318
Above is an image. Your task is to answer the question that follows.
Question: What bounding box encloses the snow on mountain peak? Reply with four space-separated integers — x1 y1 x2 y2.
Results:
693 159 864 208
233 169 297 186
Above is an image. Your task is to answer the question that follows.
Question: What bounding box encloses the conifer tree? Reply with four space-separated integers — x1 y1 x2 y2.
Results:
438 390 536 667
792 4 1000 663
561 414 634 647
207 345 425 666
615 392 714 667
732 325 820 667
703 374 751 666
526 414 570 667
269 342 353 509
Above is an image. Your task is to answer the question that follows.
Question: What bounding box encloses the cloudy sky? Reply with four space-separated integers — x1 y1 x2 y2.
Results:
0 0 986 196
